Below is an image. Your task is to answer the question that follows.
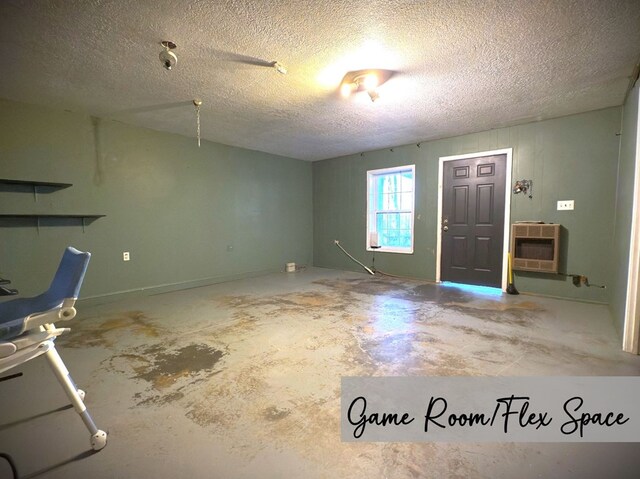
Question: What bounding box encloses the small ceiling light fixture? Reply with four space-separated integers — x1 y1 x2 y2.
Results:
272 61 287 75
340 69 393 102
193 99 202 147
159 41 177 70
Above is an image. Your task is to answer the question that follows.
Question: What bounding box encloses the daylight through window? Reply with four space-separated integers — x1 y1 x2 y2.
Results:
367 165 415 254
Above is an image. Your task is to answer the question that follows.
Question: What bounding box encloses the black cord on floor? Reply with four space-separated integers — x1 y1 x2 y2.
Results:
0 452 19 479
558 273 606 288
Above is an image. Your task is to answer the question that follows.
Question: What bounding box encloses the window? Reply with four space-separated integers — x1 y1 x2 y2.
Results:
367 165 415 254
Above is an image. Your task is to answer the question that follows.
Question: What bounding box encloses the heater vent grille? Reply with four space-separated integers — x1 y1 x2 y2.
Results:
511 224 560 273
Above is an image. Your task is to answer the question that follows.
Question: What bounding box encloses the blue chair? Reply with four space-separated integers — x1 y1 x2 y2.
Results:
0 247 107 451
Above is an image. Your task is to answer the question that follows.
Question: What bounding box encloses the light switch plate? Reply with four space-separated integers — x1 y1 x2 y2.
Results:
557 200 574 210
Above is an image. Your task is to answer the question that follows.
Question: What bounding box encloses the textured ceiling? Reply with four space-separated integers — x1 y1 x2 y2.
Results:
1 0 639 161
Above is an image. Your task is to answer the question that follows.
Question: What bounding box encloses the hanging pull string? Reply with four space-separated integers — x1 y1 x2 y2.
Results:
193 99 202 147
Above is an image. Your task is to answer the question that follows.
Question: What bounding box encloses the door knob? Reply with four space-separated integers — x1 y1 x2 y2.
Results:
443 225 449 232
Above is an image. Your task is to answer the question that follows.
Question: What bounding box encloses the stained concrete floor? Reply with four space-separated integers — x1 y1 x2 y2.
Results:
1 268 640 478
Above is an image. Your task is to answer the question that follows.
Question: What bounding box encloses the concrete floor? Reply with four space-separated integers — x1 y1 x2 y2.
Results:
1 268 639 478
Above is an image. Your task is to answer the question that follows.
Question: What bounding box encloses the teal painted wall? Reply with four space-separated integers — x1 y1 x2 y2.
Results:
313 107 622 303
0 99 313 301
1 98 627 307
610 83 639 334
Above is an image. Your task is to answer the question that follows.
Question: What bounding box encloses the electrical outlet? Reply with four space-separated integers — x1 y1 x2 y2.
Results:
123 251 130 261
557 200 574 211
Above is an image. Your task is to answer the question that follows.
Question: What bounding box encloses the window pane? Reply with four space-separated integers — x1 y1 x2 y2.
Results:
377 186 385 210
383 193 391 210
400 191 412 210
400 213 411 230
388 213 398 230
400 172 413 192
383 175 394 194
392 192 401 210
380 230 390 246
368 166 414 252
376 176 387 210
399 231 411 247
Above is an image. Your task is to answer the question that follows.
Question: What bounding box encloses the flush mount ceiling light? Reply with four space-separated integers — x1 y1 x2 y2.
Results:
340 69 394 102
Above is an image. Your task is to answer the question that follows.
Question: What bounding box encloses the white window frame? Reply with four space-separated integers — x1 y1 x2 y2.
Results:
366 164 415 254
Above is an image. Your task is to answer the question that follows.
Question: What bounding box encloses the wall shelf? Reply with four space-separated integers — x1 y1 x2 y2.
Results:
1 179 104 232
0 178 73 189
0 214 105 219
0 214 105 232
0 178 73 202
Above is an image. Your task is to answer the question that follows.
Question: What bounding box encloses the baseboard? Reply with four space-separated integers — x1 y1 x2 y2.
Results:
78 268 279 307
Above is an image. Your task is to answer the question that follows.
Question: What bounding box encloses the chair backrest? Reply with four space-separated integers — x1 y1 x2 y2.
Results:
46 247 91 301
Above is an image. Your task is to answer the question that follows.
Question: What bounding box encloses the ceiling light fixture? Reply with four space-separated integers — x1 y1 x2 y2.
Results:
340 69 393 102
159 41 177 70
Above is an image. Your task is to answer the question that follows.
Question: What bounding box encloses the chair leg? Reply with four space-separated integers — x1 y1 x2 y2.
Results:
43 341 107 451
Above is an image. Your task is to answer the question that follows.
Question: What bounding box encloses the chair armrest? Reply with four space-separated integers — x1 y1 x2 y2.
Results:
22 298 77 333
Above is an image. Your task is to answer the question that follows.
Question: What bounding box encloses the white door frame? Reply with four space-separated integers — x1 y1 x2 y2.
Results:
436 148 513 291
623 98 640 354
